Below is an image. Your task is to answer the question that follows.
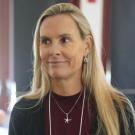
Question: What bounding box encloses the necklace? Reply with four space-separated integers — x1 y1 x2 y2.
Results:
52 90 82 124
49 89 86 135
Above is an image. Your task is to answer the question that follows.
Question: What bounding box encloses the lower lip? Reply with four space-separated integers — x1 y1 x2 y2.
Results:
48 62 67 65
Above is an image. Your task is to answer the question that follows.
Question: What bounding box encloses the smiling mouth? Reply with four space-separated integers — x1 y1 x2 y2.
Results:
48 61 67 64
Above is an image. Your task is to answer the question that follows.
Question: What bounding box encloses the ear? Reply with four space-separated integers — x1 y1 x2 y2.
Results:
83 35 92 56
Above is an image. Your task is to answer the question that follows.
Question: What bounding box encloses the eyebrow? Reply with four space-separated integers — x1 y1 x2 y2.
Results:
40 33 72 40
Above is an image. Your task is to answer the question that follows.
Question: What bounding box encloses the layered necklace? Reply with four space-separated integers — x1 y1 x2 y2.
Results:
49 89 86 135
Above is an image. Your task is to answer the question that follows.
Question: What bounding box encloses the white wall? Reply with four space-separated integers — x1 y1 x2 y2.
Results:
80 0 104 57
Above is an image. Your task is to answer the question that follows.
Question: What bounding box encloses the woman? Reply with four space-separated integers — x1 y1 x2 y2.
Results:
9 3 135 135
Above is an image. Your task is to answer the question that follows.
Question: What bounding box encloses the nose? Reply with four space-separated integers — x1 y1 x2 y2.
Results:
48 43 61 56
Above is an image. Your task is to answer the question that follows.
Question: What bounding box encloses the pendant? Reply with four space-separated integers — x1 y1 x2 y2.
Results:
64 113 72 124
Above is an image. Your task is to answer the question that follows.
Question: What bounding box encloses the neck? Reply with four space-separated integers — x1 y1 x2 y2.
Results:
51 78 82 96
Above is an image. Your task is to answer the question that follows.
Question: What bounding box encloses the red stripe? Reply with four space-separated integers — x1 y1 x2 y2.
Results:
102 0 112 71
88 0 96 3
70 0 80 7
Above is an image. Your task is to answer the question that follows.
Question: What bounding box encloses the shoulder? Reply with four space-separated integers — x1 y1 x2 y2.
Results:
116 98 135 135
14 97 41 109
124 102 135 129
11 97 45 116
113 92 134 116
8 97 44 135
124 103 135 135
10 97 40 121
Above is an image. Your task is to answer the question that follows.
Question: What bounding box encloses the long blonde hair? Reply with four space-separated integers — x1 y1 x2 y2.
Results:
23 3 134 135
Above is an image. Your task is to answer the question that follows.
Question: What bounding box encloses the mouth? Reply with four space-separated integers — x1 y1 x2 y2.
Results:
47 61 68 64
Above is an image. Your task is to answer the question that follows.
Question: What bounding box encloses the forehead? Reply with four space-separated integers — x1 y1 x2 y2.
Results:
39 14 80 37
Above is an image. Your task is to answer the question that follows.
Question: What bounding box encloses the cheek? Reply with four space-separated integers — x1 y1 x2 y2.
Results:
39 48 47 61
75 56 83 65
68 46 84 63
39 50 49 70
71 53 84 67
76 51 84 65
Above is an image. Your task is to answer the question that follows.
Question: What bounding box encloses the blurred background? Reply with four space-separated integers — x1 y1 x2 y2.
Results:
0 0 135 134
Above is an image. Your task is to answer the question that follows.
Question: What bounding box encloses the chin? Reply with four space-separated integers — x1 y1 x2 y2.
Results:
49 73 69 80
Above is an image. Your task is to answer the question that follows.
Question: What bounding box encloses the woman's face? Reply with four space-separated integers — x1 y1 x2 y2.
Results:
39 14 90 80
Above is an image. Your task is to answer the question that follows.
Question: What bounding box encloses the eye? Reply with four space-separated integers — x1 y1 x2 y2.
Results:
40 37 51 45
60 37 71 44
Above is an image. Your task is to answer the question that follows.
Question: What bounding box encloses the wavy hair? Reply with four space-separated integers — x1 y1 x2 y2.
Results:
23 3 135 135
